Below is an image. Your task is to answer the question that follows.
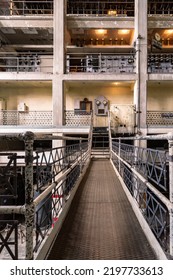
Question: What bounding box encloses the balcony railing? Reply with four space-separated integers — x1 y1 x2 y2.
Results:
67 0 134 17
0 110 53 126
2 110 173 128
66 53 136 74
148 0 173 15
65 110 92 126
111 134 173 257
148 53 173 74
0 0 53 16
0 132 91 259
0 110 92 127
147 111 173 126
0 53 53 73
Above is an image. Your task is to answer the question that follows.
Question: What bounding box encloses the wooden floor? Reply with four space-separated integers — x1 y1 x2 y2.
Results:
47 159 156 260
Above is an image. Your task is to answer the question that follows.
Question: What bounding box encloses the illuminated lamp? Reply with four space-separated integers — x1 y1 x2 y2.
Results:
95 29 107 35
108 10 117 16
118 29 130 35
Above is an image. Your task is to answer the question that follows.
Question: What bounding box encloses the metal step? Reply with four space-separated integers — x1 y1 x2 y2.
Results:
91 148 110 159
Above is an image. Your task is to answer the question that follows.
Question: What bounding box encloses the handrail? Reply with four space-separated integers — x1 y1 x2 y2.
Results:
147 111 173 126
0 1 53 16
65 110 92 126
0 131 92 259
148 0 173 15
67 0 134 17
66 52 136 74
111 133 173 258
0 110 53 126
0 53 53 73
148 53 173 74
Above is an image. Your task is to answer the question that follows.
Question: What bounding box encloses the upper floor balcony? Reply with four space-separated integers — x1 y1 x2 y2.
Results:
0 0 53 16
66 52 136 74
0 110 92 127
148 53 173 74
0 52 53 74
2 107 173 133
67 0 134 17
148 0 173 16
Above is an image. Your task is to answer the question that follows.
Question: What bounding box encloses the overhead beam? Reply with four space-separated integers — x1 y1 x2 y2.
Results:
67 16 134 29
0 17 53 28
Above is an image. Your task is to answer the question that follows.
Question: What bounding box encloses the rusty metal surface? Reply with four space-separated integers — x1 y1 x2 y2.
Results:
47 159 156 260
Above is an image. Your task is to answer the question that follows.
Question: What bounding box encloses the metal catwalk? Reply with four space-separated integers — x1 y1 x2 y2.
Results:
47 160 156 260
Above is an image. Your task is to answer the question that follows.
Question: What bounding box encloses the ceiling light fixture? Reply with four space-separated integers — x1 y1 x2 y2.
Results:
164 29 173 35
95 29 107 35
118 29 130 35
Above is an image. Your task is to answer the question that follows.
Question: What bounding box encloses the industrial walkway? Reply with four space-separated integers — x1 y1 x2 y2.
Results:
47 159 156 260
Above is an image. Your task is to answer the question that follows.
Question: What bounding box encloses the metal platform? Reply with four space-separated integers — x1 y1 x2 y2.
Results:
47 159 156 260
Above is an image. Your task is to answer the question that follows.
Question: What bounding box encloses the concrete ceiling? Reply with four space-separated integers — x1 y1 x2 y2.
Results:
148 80 173 87
0 27 53 52
65 80 134 88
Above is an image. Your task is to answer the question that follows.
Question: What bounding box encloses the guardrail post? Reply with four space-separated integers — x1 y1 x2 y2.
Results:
24 131 35 260
118 138 121 172
80 138 82 173
168 132 173 256
108 111 112 159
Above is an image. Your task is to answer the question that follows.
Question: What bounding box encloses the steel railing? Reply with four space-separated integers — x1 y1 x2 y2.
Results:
147 111 173 126
148 53 173 74
111 133 173 258
0 110 92 127
0 132 91 259
67 0 134 17
112 141 168 191
65 110 92 126
0 0 53 16
2 109 173 128
0 53 53 73
66 53 136 74
0 110 53 126
148 0 173 15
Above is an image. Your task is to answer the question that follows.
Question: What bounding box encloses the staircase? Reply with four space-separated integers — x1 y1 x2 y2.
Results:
91 127 110 159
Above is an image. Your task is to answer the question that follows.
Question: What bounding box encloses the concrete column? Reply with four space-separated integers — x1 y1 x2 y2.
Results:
53 0 65 75
134 0 148 136
52 76 64 126
53 0 65 127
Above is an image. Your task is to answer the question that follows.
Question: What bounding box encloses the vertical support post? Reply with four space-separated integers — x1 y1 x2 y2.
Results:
80 138 82 173
168 132 173 256
134 0 148 136
24 131 35 260
89 112 93 159
118 138 121 173
53 0 65 127
10 0 13 16
108 111 112 159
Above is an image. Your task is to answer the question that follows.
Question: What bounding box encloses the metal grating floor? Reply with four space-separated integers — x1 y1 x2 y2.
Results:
47 160 156 260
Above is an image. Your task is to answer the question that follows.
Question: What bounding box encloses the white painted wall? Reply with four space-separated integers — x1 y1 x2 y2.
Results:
65 84 133 110
0 82 52 110
148 83 173 111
